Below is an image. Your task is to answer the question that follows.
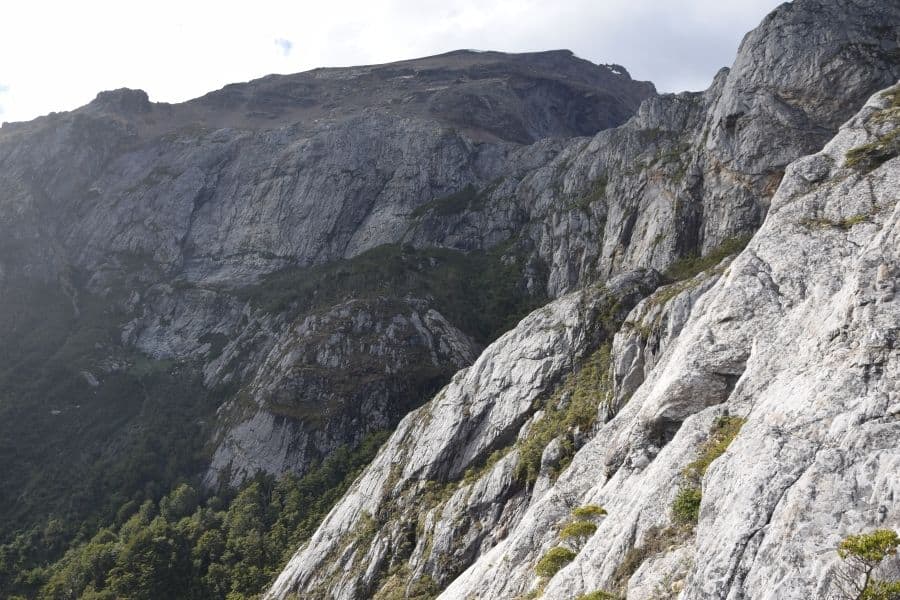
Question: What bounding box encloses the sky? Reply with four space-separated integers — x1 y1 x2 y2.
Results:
0 0 785 124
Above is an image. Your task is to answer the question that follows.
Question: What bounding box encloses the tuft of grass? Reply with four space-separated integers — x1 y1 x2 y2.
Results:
663 235 751 282
462 448 508 484
671 415 745 528
575 592 620 600
845 128 900 174
610 525 689 591
671 486 702 526
371 562 440 600
570 176 609 211
800 214 871 231
559 520 598 542
514 344 612 484
572 505 607 519
535 546 577 578
682 416 746 481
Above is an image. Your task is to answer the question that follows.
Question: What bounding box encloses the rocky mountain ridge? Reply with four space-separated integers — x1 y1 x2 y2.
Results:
260 0 900 598
0 47 656 546
0 0 898 598
266 80 900 600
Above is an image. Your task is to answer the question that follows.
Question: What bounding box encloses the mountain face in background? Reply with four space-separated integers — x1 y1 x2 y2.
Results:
0 0 899 599
0 49 653 494
0 48 657 598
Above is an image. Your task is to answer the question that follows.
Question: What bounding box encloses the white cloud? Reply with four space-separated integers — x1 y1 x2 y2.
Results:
0 0 784 124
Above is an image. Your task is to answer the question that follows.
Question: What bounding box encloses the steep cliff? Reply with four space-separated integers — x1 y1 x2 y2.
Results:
0 0 898 598
264 1 900 598
0 50 653 536
267 79 900 600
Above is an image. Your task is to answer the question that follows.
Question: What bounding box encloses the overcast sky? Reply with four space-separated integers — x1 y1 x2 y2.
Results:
0 0 785 124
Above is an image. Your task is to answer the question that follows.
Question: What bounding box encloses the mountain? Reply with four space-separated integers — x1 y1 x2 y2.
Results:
261 0 900 598
0 47 656 598
0 0 898 599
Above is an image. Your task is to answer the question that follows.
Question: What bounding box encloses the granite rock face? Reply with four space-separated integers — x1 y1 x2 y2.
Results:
0 0 898 589
265 270 663 599
401 0 900 297
262 0 900 596
206 296 478 487
0 50 653 489
268 82 900 600
441 81 900 600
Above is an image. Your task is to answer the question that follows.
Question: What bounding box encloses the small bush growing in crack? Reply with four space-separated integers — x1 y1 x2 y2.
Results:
610 525 690 591
514 344 613 484
671 485 702 526
572 504 607 519
535 546 577 578
682 415 746 481
575 591 621 600
560 520 599 546
834 529 900 600
663 236 751 282
846 129 900 174
671 414 745 527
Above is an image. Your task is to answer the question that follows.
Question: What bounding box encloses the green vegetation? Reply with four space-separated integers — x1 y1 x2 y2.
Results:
533 503 608 585
653 142 691 183
572 505 607 519
606 415 747 592
682 416 746 481
559 520 598 545
410 183 496 218
558 504 607 547
835 530 900 600
534 546 577 578
371 562 440 600
671 486 703 526
644 237 753 327
671 415 745 528
0 278 221 598
570 176 608 211
462 448 509 484
236 242 546 345
845 87 900 174
575 591 620 600
881 87 900 110
846 126 900 175
514 343 613 484
663 235 752 282
840 530 900 564
800 212 874 231
610 525 687 591
9 430 389 600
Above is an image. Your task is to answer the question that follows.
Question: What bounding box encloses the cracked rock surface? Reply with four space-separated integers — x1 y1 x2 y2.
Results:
266 80 900 600
441 84 900 600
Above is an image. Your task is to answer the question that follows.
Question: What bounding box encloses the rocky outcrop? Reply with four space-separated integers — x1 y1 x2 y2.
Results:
437 83 900 600
206 296 478 487
1 1 898 590
265 5 900 597
1 0 895 497
404 0 900 297
265 270 662 599
0 51 653 285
